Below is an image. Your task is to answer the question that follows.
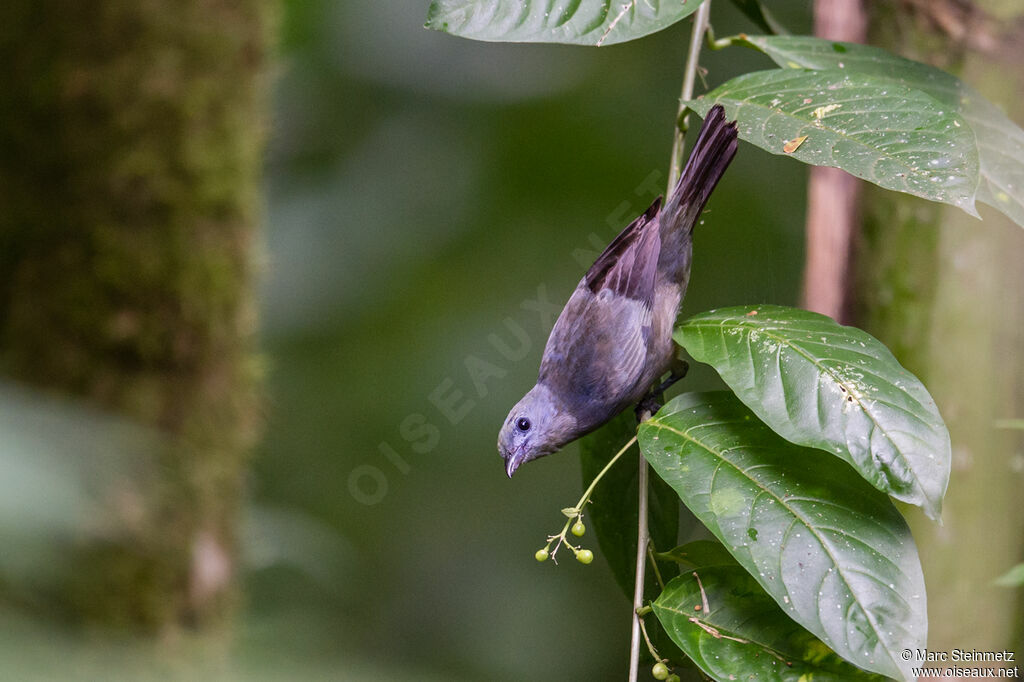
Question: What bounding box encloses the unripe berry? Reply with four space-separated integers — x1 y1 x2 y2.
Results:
571 521 586 537
666 675 680 682
576 549 594 565
651 662 669 680
535 548 549 562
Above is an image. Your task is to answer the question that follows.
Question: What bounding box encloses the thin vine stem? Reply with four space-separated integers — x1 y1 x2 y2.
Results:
628 448 650 682
637 608 663 662
544 434 637 563
667 0 712 194
647 541 666 591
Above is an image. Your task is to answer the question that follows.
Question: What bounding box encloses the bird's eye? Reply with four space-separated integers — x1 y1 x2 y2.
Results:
516 417 531 432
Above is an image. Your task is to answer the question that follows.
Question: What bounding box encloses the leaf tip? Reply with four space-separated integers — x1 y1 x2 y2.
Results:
922 498 943 523
959 198 982 219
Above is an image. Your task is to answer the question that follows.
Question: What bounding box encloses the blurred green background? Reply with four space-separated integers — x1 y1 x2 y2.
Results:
0 2 818 680
253 2 811 679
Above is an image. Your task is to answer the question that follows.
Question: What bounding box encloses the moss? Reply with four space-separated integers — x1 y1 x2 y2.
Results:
0 0 274 630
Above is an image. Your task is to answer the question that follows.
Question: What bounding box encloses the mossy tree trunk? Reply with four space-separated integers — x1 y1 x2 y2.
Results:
857 1 1024 650
0 0 272 630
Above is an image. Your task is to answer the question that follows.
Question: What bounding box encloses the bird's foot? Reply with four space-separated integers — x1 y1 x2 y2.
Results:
635 395 661 423
635 360 690 423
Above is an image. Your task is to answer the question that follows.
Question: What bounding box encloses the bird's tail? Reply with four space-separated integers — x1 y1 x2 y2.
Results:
658 105 738 282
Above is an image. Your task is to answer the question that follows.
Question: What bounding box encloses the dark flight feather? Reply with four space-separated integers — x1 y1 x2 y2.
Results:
583 196 662 305
663 105 738 225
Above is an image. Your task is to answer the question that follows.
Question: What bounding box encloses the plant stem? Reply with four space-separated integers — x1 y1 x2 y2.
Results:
637 608 662 661
666 0 712 194
647 541 666 590
581 435 637 506
630 5 711 680
628 450 650 682
547 435 637 562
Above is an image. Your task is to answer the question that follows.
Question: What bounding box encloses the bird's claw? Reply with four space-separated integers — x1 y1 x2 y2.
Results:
635 395 661 423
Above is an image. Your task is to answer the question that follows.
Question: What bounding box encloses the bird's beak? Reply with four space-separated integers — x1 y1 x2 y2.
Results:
504 454 521 478
503 445 526 478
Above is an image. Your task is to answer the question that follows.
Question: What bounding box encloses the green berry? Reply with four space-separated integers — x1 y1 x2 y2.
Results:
535 548 549 562
571 521 586 537
666 675 680 682
576 549 594 565
651 662 669 680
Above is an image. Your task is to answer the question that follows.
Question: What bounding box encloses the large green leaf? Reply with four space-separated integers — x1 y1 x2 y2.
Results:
578 411 679 599
639 392 926 682
653 542 887 682
687 69 980 215
675 305 950 519
739 35 1024 228
425 0 707 46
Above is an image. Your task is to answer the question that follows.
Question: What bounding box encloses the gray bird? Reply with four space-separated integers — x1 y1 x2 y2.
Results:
498 105 738 478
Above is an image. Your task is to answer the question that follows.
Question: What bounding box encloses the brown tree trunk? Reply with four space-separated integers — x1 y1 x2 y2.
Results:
0 0 273 631
801 0 866 321
857 0 1024 652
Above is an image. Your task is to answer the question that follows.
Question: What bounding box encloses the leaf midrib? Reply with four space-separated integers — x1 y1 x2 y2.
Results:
654 602 798 668
655 600 877 679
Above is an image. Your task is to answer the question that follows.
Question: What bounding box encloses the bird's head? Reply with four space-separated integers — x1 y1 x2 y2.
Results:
498 384 577 478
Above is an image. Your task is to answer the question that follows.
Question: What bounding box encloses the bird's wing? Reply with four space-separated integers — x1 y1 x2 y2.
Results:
584 196 662 306
539 197 662 411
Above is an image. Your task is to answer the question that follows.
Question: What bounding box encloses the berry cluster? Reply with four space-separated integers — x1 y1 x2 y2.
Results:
535 507 593 565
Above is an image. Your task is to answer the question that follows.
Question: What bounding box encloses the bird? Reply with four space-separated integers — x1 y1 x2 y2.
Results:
498 105 738 478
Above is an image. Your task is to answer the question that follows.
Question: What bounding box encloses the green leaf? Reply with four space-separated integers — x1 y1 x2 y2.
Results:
738 35 1024 228
653 553 889 681
656 539 737 568
994 562 1024 587
676 305 950 519
639 391 926 682
425 0 707 46
686 69 980 215
578 411 679 598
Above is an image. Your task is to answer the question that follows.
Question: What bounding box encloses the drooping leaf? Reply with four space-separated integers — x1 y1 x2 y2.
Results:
686 69 980 215
639 392 926 682
578 411 679 599
425 0 707 46
653 545 888 681
675 305 951 519
727 0 788 35
738 35 1024 227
